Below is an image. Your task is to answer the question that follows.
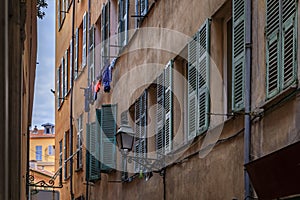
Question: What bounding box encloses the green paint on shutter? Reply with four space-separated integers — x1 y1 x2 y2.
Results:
198 20 210 134
266 0 280 99
85 123 90 180
89 122 100 181
281 0 297 89
156 73 164 157
232 0 245 111
164 60 173 153
100 105 117 172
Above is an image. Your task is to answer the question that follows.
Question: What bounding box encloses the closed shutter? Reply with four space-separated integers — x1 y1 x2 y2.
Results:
198 21 210 134
89 122 100 180
164 60 173 153
74 28 79 79
156 73 164 157
100 105 117 172
70 39 73 87
232 0 245 111
82 12 87 67
57 67 61 109
281 0 297 89
188 34 198 140
266 0 280 98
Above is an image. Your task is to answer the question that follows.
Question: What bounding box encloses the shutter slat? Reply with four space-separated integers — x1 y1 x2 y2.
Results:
232 0 245 110
156 73 164 157
164 61 173 153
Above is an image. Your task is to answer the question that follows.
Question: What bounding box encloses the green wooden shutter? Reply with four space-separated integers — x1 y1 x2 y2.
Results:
266 0 280 98
74 28 79 79
188 34 198 140
69 39 73 87
156 73 164 157
281 0 297 89
82 12 87 67
232 0 245 110
100 105 117 172
164 60 173 153
197 20 210 134
140 91 147 171
85 123 90 180
57 67 61 109
89 122 101 181
134 97 141 172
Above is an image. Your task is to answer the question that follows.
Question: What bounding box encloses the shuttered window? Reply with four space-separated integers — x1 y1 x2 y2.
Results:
76 114 83 170
56 67 61 109
57 0 61 29
101 3 110 68
74 28 79 79
134 91 147 172
187 20 210 140
61 58 65 98
232 0 245 111
155 61 173 156
266 0 297 99
118 0 129 48
99 105 117 172
82 12 87 68
89 25 95 83
65 49 69 92
70 39 73 87
135 0 148 27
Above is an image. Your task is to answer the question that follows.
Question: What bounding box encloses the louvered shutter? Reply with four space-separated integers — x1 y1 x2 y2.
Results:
232 0 245 110
100 105 117 172
266 0 280 98
70 39 73 87
101 4 106 68
89 26 95 83
281 0 297 89
118 0 128 47
61 58 65 98
74 28 79 79
57 67 61 109
156 73 164 157
82 12 87 67
85 124 90 180
65 50 68 92
140 91 147 171
134 97 141 172
89 122 100 181
198 20 210 134
164 61 173 153
64 132 67 179
57 0 61 29
188 34 198 140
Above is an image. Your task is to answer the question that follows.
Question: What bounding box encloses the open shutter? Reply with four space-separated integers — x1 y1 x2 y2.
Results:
82 12 87 67
61 58 65 98
164 61 173 153
89 26 95 83
63 132 67 179
188 34 198 140
74 28 79 79
57 0 61 29
281 0 297 89
118 0 128 47
89 122 101 181
156 73 164 157
56 67 61 109
65 50 68 92
86 124 90 180
141 0 148 16
232 0 245 110
70 39 73 87
134 97 141 172
140 91 147 171
198 20 210 134
100 105 117 172
101 4 106 68
266 0 280 98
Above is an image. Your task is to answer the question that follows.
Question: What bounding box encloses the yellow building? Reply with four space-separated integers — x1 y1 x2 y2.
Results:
30 123 56 173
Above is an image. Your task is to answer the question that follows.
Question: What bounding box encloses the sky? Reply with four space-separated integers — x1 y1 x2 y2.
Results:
31 0 55 129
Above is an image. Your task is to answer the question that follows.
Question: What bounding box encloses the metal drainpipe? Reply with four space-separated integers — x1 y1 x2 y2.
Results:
86 0 91 199
70 0 76 199
244 0 252 199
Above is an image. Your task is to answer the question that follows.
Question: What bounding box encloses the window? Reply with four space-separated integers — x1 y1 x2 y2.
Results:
65 49 69 92
187 19 210 140
156 61 173 157
135 0 148 27
87 119 100 181
36 146 42 161
70 39 73 87
57 66 62 109
134 91 147 172
82 12 88 68
76 114 83 170
48 145 54 156
266 0 297 99
89 26 95 83
74 28 79 79
232 0 245 111
101 3 110 68
118 0 129 48
64 131 70 179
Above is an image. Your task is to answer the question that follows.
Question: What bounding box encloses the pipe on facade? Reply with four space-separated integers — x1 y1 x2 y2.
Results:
244 0 252 199
70 0 76 199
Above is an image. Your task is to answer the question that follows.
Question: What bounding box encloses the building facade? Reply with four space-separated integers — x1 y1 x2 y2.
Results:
30 123 56 173
0 0 37 199
55 0 300 199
